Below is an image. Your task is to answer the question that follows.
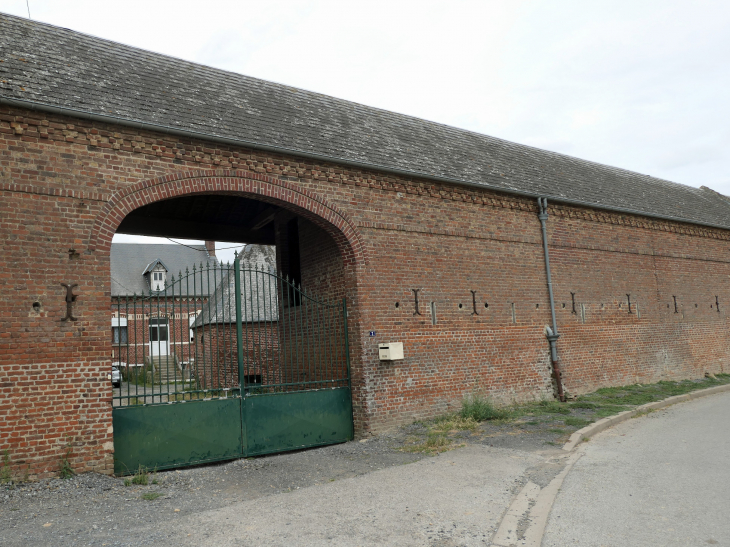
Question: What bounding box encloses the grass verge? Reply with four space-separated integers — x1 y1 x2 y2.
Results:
512 374 730 426
401 374 730 452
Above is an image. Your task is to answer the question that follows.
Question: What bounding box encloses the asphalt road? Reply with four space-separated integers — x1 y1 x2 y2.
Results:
542 391 730 547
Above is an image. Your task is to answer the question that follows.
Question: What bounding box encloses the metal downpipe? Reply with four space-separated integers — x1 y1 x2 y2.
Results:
537 197 566 402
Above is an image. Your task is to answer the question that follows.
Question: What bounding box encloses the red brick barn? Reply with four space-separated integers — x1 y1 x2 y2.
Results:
2 13 730 477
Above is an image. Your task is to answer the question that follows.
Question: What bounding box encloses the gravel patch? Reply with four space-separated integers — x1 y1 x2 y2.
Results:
0 418 569 546
0 434 425 547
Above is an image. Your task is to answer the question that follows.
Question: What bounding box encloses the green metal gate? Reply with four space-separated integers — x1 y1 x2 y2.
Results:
111 254 352 475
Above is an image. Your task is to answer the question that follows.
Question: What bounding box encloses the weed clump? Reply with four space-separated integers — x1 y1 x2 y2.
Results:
1 450 12 484
141 492 162 501
59 442 75 479
459 394 508 422
401 431 454 455
426 432 450 449
533 400 571 415
564 417 591 428
432 414 478 432
131 465 149 485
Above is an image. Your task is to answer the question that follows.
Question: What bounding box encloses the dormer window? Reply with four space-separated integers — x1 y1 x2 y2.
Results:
152 271 166 291
143 259 169 293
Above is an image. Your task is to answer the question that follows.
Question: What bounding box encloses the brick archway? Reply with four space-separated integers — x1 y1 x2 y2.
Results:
89 169 367 268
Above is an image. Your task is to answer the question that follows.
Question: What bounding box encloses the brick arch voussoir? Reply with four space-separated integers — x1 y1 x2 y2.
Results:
90 170 367 267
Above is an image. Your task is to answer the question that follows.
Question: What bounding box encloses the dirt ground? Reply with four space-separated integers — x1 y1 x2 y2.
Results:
0 416 574 547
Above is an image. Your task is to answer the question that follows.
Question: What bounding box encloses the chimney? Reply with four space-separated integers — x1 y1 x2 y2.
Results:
205 240 216 257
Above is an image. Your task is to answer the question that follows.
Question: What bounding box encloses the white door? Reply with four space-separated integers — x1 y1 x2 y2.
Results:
149 318 169 356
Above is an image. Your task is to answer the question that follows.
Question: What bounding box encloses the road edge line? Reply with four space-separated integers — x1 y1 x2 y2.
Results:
521 450 583 547
491 481 541 547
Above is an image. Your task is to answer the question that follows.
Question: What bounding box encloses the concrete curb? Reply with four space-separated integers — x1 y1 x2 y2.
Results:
562 382 730 451
522 451 582 547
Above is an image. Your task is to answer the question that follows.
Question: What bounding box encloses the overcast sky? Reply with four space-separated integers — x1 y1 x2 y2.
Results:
3 0 729 262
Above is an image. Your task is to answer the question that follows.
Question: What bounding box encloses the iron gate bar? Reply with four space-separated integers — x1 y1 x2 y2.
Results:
344 297 352 392
241 265 250 389
234 255 246 450
279 272 290 389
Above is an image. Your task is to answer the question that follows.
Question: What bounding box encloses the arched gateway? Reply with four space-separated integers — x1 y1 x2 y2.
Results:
99 172 366 474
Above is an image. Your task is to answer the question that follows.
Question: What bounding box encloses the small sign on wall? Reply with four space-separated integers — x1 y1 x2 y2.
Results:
379 342 404 360
369 331 376 337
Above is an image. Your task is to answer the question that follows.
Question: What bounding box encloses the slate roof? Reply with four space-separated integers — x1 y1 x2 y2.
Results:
2 13 730 229
111 243 217 297
193 245 278 327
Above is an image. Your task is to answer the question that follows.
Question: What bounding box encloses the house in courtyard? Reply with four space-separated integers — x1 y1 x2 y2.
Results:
110 241 218 381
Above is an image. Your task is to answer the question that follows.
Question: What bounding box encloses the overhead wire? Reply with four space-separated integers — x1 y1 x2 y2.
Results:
164 238 249 252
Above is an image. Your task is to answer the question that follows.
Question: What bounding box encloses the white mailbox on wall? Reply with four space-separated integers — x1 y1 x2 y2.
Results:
379 342 404 361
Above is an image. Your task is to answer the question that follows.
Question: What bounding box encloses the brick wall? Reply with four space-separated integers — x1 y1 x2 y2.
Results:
192 322 280 390
2 103 730 478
